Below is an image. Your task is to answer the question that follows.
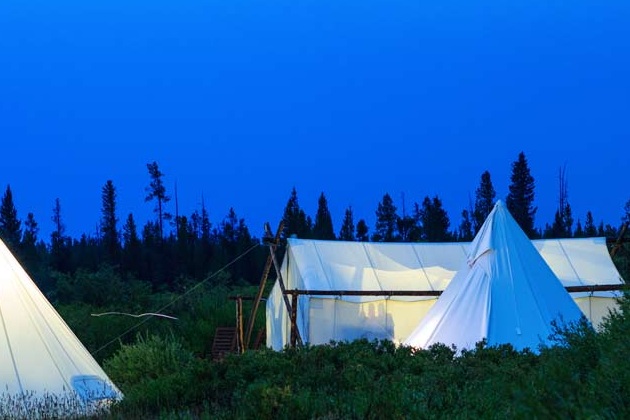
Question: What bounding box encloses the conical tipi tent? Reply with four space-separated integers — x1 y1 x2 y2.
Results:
0 238 122 416
404 200 585 352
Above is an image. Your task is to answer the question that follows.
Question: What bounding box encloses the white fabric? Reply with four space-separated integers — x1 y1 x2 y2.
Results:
0 238 122 413
405 201 585 351
267 206 624 350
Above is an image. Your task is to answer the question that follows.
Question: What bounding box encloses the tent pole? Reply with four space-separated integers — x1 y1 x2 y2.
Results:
236 296 244 354
244 221 283 349
270 242 303 346
290 291 299 348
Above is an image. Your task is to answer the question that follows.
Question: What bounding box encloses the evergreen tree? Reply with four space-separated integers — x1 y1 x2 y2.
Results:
313 192 335 240
584 211 598 237
417 196 451 242
218 208 257 284
550 166 573 238
50 198 70 272
122 213 142 275
145 161 171 239
574 219 585 238
506 152 537 237
20 212 41 275
0 185 22 251
372 193 399 242
397 196 421 242
356 219 369 242
598 222 605 237
100 180 119 263
22 212 38 249
281 187 312 238
473 171 496 233
624 199 630 224
458 209 473 241
339 206 356 241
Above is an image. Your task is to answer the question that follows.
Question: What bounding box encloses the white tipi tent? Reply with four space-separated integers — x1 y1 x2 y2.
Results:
404 200 585 352
0 238 122 416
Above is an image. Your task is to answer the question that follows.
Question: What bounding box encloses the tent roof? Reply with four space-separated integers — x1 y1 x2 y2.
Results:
403 200 586 351
0 238 122 414
284 234 623 302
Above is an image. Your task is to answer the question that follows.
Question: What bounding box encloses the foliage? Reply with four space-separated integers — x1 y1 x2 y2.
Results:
506 151 537 238
281 187 312 239
372 193 399 242
313 192 335 240
338 206 355 241
100 180 119 263
473 170 495 234
0 184 22 251
417 195 451 242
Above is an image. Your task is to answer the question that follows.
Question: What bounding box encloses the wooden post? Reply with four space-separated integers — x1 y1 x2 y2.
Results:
270 242 303 346
290 291 299 348
236 296 244 353
244 221 283 349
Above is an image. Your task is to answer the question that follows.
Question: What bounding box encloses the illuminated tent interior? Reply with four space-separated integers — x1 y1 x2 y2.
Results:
266 208 624 350
0 238 122 416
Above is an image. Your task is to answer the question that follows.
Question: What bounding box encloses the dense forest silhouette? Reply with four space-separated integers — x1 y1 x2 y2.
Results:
0 152 628 300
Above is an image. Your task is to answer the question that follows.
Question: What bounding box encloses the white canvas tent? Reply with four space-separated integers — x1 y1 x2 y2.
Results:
266 214 624 351
0 238 122 416
404 201 584 351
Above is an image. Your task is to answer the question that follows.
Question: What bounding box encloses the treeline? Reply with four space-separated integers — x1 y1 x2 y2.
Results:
0 152 628 298
282 152 628 242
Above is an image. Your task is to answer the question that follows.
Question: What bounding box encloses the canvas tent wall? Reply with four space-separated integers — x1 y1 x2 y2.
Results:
0 238 122 416
404 201 584 351
267 235 624 351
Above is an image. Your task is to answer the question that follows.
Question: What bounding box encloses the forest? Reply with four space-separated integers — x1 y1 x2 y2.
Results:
1 151 629 417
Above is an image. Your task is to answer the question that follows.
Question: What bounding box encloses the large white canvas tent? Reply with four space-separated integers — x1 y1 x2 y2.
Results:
404 201 584 351
266 213 624 351
0 238 122 416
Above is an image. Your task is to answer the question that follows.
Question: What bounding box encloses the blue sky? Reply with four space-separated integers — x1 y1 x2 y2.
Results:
1 0 629 240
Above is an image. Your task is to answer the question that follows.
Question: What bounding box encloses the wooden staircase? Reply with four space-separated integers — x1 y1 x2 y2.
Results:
211 327 236 361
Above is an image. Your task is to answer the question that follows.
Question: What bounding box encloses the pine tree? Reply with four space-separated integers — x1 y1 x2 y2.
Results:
20 212 41 274
145 161 171 239
372 193 399 242
218 208 257 284
550 166 573 238
281 187 312 238
122 213 142 275
200 198 211 244
574 219 584 238
598 222 605 237
397 194 421 242
473 171 496 233
0 185 22 251
50 198 70 272
313 192 335 240
458 209 473 241
338 206 356 241
506 152 537 238
584 211 597 237
417 196 451 242
624 199 630 224
22 212 38 249
356 219 369 242
100 180 119 263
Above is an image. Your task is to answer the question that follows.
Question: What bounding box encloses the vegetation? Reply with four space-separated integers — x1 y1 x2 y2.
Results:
96 293 630 418
0 153 629 417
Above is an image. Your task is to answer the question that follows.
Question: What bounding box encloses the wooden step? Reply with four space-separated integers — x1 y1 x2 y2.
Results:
211 327 236 361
